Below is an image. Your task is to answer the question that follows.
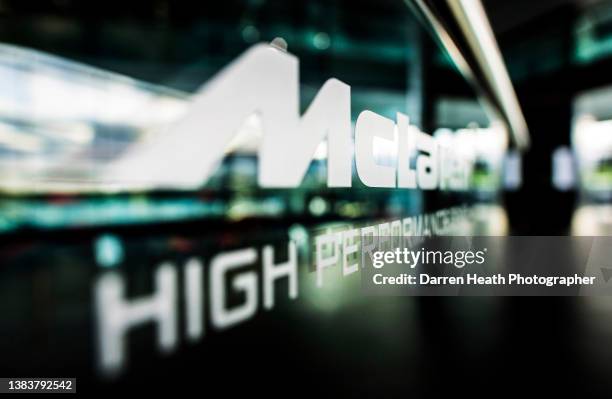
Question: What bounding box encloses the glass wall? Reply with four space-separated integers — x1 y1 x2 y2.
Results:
0 0 511 393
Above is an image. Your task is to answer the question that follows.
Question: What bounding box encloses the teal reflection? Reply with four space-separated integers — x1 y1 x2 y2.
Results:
94 234 124 268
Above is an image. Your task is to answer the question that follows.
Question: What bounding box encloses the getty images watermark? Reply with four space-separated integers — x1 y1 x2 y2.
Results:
354 236 612 296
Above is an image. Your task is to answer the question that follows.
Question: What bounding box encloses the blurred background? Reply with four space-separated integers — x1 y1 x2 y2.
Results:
1 0 612 396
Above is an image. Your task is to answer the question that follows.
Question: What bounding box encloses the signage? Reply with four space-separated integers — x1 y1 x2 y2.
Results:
106 44 473 191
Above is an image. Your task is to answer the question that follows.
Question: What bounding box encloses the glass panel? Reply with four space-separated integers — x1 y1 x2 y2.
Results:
0 0 507 393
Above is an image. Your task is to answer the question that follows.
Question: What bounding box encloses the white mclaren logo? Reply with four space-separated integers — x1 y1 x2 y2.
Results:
106 44 473 191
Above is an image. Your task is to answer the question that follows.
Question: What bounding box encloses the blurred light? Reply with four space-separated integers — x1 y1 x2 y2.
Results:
288 224 309 245
313 32 331 50
552 147 575 191
572 116 612 161
470 204 509 235
572 116 612 194
227 198 285 220
308 196 328 216
447 0 529 149
337 202 362 218
455 123 508 192
503 150 522 190
0 122 43 152
50 122 94 144
572 205 612 235
94 234 124 268
241 25 260 43
0 43 190 194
